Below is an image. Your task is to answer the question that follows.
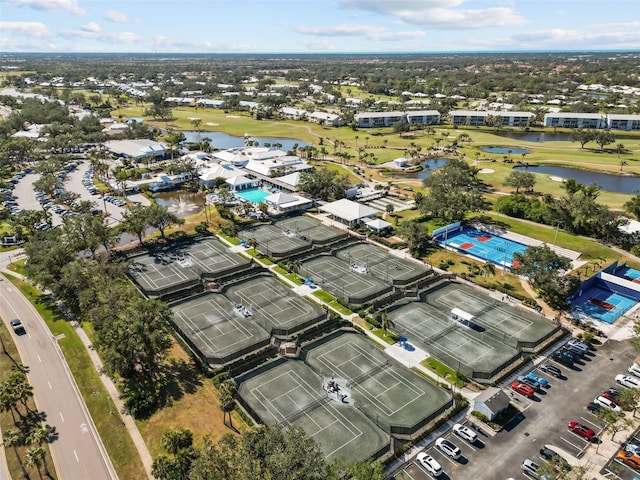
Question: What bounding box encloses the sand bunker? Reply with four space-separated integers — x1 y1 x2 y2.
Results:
205 122 219 126
478 168 495 174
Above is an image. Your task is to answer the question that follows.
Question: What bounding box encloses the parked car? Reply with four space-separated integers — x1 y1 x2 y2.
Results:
511 381 535 398
526 371 549 388
625 443 640 456
452 423 478 444
628 363 640 378
539 447 570 471
518 375 543 392
568 421 595 441
586 401 601 413
416 452 443 477
552 351 574 367
558 348 582 362
539 363 562 378
9 319 25 335
566 338 590 352
616 374 640 389
521 459 552 479
594 395 621 412
435 437 461 460
602 391 620 405
618 450 640 471
563 344 586 358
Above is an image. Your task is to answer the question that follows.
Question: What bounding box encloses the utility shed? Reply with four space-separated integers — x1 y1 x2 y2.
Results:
473 387 510 421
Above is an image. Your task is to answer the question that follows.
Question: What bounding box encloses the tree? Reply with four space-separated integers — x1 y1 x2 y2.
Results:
420 158 486 222
398 220 431 257
594 407 624 443
147 204 184 239
618 388 640 417
481 261 496 278
504 170 536 194
624 194 640 220
571 128 595 148
120 204 151 244
377 311 395 337
385 204 394 216
219 379 237 428
298 169 350 202
594 130 615 150
162 429 194 455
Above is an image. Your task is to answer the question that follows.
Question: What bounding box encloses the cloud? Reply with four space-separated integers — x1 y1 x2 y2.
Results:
3 0 84 15
58 28 141 44
81 22 101 33
295 24 424 42
509 28 640 49
338 0 526 29
0 21 50 37
104 10 133 23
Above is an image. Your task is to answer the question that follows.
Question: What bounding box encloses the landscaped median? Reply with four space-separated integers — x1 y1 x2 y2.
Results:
311 290 353 316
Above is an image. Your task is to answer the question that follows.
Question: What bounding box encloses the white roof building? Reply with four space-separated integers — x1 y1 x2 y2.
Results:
104 139 166 159
319 199 379 225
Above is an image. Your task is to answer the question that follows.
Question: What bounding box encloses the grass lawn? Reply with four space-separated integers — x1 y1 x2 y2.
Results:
371 328 399 345
5 274 147 480
420 357 466 388
137 344 246 458
0 321 57 480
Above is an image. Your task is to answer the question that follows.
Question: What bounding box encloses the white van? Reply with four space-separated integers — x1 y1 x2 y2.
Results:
629 363 640 378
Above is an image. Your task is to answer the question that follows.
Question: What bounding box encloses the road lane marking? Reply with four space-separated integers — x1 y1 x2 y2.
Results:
59 412 64 422
47 381 52 389
74 450 79 462
581 416 602 429
430 448 457 466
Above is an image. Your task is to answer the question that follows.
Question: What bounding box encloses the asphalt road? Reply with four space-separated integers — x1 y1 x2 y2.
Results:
0 250 117 480
398 337 638 480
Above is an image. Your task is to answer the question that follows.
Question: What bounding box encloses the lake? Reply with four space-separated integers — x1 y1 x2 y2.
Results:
391 157 449 179
513 165 639 194
181 131 309 152
482 147 531 155
154 191 207 217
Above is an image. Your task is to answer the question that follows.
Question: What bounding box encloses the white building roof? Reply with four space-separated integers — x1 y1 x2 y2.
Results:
199 164 241 181
450 110 533 118
278 171 301 188
226 175 253 186
363 218 392 230
104 139 166 159
319 199 379 222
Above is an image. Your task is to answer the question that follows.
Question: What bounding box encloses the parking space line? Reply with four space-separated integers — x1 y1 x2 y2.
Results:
580 416 603 430
402 468 417 480
429 449 457 467
561 435 586 452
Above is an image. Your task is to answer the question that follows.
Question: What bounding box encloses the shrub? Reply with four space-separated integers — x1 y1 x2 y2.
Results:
472 411 489 422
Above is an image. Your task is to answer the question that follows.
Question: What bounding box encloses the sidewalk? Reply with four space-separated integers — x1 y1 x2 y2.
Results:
4 269 154 479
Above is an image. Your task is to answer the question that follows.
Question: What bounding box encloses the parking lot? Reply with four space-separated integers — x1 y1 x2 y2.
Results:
396 337 639 480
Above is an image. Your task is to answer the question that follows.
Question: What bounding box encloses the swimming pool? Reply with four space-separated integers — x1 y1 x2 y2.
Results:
436 226 528 268
235 188 271 204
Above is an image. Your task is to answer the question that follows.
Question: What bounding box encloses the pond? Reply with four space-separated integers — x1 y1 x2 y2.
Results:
496 131 640 143
513 165 639 194
180 131 309 152
154 191 207 217
482 147 532 155
391 157 449 179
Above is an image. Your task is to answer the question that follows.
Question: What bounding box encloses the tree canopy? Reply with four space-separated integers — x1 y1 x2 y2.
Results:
298 168 351 201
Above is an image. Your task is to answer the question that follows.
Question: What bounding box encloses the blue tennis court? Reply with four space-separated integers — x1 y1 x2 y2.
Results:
620 266 640 283
235 188 270 204
436 226 528 268
571 286 637 324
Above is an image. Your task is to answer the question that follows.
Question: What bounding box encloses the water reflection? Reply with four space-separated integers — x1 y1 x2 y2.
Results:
154 191 206 217
391 157 449 179
514 165 639 194
181 131 308 152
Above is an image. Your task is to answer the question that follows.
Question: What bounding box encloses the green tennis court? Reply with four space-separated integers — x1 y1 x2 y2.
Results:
274 216 348 245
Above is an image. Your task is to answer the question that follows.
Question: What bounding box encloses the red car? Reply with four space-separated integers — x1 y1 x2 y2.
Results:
602 391 620 405
511 381 534 398
568 421 595 441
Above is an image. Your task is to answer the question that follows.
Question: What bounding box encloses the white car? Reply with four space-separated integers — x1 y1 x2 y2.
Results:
435 437 461 459
616 374 640 389
566 339 590 353
629 363 640 378
594 395 621 412
452 423 478 444
416 452 443 477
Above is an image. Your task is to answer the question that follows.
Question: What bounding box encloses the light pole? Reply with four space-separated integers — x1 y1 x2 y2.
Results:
553 221 561 246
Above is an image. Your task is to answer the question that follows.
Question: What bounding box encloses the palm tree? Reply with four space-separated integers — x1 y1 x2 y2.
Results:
3 429 30 478
190 118 202 143
385 204 394 217
617 143 625 159
25 446 45 478
378 311 395 337
481 261 496 278
219 379 237 428
354 135 359 148
620 160 628 172
383 139 388 148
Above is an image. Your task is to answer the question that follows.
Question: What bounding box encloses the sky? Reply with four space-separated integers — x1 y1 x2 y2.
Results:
1 0 640 53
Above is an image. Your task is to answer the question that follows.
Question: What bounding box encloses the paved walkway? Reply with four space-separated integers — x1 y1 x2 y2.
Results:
3 268 154 480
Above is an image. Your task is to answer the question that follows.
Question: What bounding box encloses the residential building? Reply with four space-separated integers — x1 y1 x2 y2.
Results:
354 111 405 128
449 110 533 127
473 387 510 421
543 112 606 129
406 110 441 125
280 107 308 120
308 111 343 127
606 114 640 131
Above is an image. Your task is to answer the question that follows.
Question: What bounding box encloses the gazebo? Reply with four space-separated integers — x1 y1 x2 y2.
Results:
319 198 379 227
363 217 392 232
